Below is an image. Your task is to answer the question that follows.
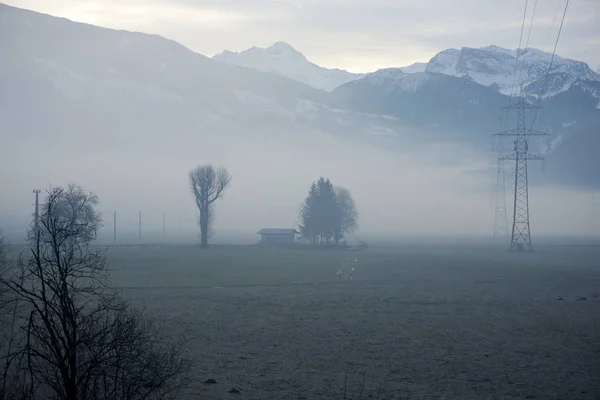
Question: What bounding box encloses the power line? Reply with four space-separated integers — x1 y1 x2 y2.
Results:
494 0 531 242
494 93 549 252
490 1 570 251
524 0 538 50
529 0 569 130
500 0 531 130
509 0 529 99
516 0 539 86
543 0 564 50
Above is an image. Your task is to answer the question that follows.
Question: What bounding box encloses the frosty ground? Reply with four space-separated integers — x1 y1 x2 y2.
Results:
107 243 600 400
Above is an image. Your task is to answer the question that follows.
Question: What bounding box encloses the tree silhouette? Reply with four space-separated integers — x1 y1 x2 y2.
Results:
189 164 231 248
0 185 190 400
299 178 358 245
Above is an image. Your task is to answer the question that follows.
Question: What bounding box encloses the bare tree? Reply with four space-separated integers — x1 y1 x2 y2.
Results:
0 185 190 400
0 231 5 264
0 231 10 376
189 165 231 248
0 230 30 400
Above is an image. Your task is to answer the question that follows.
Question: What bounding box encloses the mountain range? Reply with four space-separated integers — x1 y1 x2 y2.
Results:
217 42 600 103
1 4 598 190
426 45 600 99
213 43 429 91
213 42 363 91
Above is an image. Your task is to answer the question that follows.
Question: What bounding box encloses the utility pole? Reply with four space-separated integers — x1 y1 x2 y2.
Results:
33 189 41 231
493 91 548 252
32 189 41 248
138 211 142 239
113 211 117 242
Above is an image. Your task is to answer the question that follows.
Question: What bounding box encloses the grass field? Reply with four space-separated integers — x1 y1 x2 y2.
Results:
104 243 600 400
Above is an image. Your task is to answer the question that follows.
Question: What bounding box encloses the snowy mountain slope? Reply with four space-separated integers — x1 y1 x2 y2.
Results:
400 62 427 73
333 62 600 189
361 68 430 93
426 45 600 99
213 42 363 91
332 69 508 142
0 3 408 150
1 4 598 190
426 49 461 76
0 5 335 125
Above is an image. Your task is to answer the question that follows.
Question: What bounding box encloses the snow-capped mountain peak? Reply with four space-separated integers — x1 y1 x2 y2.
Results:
478 45 517 57
213 42 363 91
243 41 306 61
426 45 600 98
425 48 461 76
269 41 302 54
400 62 427 73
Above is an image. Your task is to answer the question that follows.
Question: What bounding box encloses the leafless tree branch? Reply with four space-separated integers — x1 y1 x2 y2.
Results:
0 185 191 400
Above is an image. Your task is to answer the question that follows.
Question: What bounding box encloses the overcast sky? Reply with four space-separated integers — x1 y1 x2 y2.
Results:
4 0 600 72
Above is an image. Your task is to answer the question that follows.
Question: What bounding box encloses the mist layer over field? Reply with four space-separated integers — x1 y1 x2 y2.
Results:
2 125 598 243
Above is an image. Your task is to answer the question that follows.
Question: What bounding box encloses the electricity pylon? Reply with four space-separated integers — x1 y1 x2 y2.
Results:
493 93 548 252
493 158 509 240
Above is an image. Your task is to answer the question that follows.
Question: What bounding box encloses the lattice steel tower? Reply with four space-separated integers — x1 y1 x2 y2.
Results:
493 158 509 240
493 93 548 252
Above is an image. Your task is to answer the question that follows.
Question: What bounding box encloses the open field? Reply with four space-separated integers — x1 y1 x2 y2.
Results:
95 244 600 398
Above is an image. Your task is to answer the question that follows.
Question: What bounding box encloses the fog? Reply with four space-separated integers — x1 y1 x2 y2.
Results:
0 3 598 245
3 5 600 400
2 120 598 244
